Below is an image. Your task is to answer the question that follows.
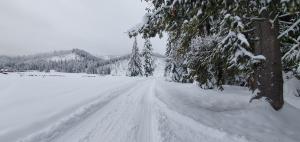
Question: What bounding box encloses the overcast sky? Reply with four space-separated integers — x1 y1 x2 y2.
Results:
0 0 166 56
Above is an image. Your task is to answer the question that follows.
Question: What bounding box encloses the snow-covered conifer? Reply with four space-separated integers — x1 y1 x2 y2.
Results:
129 0 300 110
164 33 190 83
128 37 143 77
142 38 154 77
280 13 300 78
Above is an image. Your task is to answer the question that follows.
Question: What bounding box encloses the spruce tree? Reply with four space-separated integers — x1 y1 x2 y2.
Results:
188 35 226 89
280 13 300 78
164 32 190 83
128 37 143 77
142 38 154 77
129 0 300 110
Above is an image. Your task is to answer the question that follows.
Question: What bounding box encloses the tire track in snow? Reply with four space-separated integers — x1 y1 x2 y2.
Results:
155 107 250 142
53 79 159 142
17 79 145 142
127 79 160 142
18 78 252 142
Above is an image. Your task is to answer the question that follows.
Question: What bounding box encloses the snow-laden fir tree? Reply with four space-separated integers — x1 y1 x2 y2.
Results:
129 0 300 110
280 13 300 79
164 32 190 83
142 38 155 77
188 35 225 89
128 37 143 77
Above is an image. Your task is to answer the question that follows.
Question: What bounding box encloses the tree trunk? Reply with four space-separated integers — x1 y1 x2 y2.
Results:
253 11 284 111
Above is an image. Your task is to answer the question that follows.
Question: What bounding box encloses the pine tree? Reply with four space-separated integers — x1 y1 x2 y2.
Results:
164 32 190 83
280 13 300 79
129 0 300 110
128 37 143 77
142 38 154 77
187 35 226 89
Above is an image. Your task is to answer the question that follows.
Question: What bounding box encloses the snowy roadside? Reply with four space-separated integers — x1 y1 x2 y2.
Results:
154 79 300 142
284 76 300 109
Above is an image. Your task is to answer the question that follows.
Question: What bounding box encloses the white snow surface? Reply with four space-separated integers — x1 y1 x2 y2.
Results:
0 72 299 142
284 74 300 109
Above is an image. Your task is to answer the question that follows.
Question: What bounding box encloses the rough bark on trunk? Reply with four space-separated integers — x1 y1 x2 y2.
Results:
252 11 284 111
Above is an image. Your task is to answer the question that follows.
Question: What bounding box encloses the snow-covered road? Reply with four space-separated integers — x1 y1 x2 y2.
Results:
1 72 300 142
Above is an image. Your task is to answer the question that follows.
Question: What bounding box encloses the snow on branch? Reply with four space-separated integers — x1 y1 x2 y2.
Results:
282 42 300 61
127 4 166 37
127 13 151 37
278 18 300 39
221 31 265 66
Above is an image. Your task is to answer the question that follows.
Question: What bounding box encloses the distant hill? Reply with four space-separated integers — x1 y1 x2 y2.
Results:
0 49 104 73
0 49 165 76
0 49 102 62
0 49 102 64
47 49 102 62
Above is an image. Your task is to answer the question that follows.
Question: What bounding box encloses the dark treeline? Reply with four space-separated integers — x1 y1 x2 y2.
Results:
0 49 127 75
0 48 163 75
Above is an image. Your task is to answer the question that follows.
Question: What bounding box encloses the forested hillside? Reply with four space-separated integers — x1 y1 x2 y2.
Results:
0 49 165 76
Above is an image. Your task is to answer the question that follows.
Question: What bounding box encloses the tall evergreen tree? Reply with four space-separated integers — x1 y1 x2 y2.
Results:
128 37 143 77
164 32 190 82
142 38 155 77
129 0 300 110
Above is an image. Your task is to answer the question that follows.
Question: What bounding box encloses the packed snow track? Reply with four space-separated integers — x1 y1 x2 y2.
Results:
0 72 300 142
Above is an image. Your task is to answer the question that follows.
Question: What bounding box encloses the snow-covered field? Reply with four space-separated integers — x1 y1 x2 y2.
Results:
0 72 299 142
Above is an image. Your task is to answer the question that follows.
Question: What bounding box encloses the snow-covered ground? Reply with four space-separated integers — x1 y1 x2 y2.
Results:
0 72 299 142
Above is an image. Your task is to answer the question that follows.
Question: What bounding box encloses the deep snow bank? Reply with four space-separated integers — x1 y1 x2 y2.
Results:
284 76 300 109
155 79 300 142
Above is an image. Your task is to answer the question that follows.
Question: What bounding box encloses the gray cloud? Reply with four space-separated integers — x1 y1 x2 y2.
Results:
0 0 166 56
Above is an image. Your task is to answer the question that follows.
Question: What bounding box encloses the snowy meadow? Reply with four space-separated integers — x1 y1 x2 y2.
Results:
0 71 300 142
